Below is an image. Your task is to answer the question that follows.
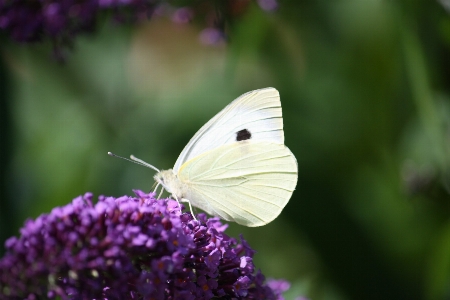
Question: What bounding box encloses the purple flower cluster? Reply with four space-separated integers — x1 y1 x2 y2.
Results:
0 0 156 45
0 190 290 299
0 0 279 50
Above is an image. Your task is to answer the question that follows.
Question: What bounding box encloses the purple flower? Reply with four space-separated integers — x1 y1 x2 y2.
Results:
0 0 277 55
0 0 99 43
199 27 225 45
0 0 157 58
257 0 279 12
0 190 289 299
267 278 291 296
234 275 251 297
171 7 193 24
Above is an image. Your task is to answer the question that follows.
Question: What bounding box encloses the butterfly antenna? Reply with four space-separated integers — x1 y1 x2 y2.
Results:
107 152 160 173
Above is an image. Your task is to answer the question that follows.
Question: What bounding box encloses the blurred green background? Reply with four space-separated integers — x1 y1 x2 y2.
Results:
2 0 450 299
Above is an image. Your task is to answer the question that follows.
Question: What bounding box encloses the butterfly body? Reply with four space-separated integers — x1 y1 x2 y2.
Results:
152 88 298 227
154 169 185 198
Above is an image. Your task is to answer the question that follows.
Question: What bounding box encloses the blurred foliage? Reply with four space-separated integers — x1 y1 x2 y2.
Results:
2 0 450 299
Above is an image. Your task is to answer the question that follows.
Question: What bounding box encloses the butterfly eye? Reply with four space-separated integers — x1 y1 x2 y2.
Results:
155 175 163 183
236 129 251 141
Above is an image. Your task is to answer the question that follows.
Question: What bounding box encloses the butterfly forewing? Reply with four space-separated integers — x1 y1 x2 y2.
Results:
173 88 284 172
177 141 297 227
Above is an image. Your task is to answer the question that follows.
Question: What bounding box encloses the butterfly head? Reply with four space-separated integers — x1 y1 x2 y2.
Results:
154 169 178 195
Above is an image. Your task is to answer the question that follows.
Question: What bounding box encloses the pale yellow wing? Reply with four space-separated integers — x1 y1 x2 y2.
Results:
177 141 297 227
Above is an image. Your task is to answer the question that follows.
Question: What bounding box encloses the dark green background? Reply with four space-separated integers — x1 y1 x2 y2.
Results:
1 1 450 299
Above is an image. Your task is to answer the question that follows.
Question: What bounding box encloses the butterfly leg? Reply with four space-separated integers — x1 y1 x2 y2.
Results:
172 194 182 209
180 198 197 221
171 194 186 218
171 195 197 221
152 183 160 195
157 187 164 199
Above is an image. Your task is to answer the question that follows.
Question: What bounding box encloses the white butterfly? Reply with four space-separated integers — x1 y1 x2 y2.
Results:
110 87 297 227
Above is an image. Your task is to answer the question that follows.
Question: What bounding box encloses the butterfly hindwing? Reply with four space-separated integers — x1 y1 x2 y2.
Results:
173 88 284 172
177 141 297 227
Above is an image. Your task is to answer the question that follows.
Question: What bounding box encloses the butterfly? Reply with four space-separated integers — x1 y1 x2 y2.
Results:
110 88 297 227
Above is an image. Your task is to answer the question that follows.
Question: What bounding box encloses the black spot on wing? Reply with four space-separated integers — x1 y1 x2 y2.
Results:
236 129 251 141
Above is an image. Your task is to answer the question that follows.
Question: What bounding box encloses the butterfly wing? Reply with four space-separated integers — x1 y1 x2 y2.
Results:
177 141 297 227
173 88 284 172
